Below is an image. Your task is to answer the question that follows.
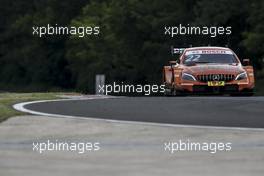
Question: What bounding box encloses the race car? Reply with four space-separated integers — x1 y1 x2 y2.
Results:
163 46 255 95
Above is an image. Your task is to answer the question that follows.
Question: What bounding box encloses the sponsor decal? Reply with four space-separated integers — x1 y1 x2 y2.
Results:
185 50 233 55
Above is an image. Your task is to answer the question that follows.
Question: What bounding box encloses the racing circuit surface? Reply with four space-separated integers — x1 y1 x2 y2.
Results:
24 97 264 128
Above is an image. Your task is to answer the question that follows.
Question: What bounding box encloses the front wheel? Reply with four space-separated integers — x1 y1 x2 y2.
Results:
164 87 174 96
164 86 184 96
230 89 254 96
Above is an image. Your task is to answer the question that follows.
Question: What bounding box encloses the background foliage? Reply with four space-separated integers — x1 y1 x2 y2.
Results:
0 0 264 93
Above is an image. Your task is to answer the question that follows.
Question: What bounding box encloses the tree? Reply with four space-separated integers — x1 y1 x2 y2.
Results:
242 1 264 69
0 0 88 91
66 0 198 92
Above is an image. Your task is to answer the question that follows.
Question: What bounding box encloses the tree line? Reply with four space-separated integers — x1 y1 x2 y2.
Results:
0 0 263 93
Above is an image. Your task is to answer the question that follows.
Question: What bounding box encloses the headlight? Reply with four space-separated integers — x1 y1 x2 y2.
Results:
235 72 247 80
182 73 196 81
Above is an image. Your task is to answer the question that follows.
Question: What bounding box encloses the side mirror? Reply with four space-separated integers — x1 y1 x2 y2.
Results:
243 59 250 66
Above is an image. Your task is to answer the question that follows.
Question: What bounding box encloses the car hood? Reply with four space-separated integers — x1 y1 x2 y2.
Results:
184 64 244 75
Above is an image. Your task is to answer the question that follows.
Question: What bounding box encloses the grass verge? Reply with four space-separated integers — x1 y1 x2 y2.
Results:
0 92 69 123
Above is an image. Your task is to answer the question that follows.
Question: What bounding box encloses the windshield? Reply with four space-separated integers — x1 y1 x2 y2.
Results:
183 54 238 64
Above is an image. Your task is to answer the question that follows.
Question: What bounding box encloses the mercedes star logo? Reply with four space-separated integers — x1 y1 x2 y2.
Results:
212 74 220 81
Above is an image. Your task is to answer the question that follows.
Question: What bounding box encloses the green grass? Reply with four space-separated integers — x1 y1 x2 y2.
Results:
0 92 72 123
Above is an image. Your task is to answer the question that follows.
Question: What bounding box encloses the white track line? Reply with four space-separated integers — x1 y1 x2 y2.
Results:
13 97 264 132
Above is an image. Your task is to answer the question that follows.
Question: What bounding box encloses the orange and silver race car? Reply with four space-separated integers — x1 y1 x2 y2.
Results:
163 46 255 95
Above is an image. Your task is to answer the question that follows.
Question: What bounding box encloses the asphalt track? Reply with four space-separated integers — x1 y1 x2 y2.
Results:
22 96 264 128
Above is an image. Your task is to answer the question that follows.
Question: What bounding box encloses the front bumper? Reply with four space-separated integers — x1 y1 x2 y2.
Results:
178 80 254 93
192 85 238 93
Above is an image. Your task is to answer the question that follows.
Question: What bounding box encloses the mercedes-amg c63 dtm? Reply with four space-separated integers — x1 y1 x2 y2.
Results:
163 46 255 95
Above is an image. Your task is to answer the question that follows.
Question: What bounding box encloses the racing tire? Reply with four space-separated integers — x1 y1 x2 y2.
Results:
164 87 174 96
164 88 185 96
230 90 254 97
